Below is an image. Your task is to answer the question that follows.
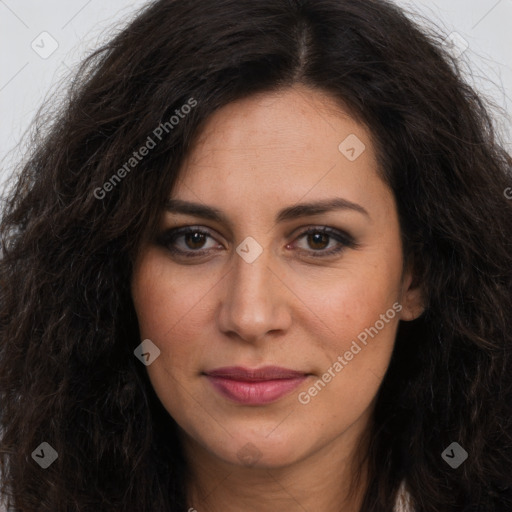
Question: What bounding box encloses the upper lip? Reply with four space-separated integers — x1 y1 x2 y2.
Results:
204 366 308 381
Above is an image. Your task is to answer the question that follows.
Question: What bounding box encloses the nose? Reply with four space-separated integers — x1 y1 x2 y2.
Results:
217 247 292 344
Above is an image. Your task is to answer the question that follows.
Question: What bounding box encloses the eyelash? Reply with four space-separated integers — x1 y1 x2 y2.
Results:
157 225 358 259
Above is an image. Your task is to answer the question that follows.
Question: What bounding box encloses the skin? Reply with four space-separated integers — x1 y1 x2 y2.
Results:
131 84 424 512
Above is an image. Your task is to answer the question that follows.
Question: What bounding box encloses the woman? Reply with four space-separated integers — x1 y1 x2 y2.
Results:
1 0 511 511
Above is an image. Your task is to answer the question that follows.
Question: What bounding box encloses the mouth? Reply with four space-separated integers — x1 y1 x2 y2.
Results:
203 366 311 405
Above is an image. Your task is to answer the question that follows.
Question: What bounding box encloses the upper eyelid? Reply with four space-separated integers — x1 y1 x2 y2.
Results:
165 224 349 239
163 225 355 250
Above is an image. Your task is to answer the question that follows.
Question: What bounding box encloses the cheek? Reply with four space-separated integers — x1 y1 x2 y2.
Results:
296 259 401 355
289 252 403 416
296 279 400 424
131 251 216 385
131 254 204 425
131 250 212 341
310 286 399 379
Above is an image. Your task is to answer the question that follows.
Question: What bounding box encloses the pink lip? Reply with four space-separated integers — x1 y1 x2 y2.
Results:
204 366 309 405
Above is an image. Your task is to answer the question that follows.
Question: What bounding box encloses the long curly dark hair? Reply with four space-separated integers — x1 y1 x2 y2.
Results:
1 0 511 510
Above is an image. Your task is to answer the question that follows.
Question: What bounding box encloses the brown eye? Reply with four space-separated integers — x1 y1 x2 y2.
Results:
183 231 208 250
306 232 330 250
293 226 357 258
157 227 220 258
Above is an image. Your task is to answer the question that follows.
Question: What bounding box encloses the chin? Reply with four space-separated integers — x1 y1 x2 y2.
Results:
204 429 308 469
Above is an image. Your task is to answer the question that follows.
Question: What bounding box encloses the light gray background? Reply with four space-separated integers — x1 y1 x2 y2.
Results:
0 0 511 186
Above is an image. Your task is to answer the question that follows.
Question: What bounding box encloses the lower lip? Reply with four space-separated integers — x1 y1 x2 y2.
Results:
206 375 308 405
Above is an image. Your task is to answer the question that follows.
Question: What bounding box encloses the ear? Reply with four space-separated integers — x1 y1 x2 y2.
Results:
399 260 426 321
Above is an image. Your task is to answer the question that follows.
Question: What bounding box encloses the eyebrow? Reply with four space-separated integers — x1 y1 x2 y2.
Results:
165 197 370 225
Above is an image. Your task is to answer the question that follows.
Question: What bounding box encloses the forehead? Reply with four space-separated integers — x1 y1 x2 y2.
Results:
185 86 369 162
173 86 390 218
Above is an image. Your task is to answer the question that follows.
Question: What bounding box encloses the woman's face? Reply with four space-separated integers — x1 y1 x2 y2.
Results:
131 85 423 470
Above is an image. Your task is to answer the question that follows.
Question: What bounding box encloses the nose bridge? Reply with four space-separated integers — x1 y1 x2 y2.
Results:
217 244 290 342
